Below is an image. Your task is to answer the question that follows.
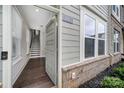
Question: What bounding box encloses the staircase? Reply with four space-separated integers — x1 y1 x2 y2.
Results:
30 35 40 58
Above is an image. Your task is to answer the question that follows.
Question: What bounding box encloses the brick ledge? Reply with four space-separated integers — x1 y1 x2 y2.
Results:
62 55 110 72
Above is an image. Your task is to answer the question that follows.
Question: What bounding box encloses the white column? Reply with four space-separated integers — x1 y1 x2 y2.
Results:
2 5 12 88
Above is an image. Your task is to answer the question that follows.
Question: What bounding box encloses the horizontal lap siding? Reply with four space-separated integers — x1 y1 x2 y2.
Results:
95 5 108 17
0 6 2 81
86 5 109 20
62 5 80 66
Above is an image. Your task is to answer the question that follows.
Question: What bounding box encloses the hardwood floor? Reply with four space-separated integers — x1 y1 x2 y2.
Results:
13 58 54 88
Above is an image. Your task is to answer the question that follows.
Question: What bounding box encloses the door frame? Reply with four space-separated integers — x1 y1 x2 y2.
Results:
35 5 62 87
2 5 62 88
2 5 12 88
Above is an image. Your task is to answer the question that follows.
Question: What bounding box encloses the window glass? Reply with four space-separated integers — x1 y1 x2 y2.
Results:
112 5 120 20
85 38 95 58
113 30 120 53
84 15 95 38
117 7 119 16
114 42 116 53
98 40 105 55
98 23 105 39
117 43 119 52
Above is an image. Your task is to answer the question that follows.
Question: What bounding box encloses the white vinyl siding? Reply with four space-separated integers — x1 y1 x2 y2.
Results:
62 5 80 66
86 5 109 21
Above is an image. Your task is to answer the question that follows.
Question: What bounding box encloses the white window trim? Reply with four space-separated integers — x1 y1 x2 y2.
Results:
112 5 120 22
113 29 120 53
80 6 107 62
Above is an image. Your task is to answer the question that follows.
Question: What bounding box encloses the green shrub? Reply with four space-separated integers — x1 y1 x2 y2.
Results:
101 76 124 88
118 63 124 68
113 67 124 80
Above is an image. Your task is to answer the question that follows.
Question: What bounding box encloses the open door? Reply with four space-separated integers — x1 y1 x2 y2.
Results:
45 16 58 85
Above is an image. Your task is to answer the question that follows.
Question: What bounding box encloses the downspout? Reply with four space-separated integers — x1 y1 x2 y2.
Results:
109 53 113 66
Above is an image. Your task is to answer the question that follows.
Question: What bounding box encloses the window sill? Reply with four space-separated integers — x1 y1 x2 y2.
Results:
62 55 110 72
113 52 120 56
12 56 22 66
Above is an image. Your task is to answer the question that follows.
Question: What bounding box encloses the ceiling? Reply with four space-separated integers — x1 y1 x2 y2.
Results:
16 5 54 30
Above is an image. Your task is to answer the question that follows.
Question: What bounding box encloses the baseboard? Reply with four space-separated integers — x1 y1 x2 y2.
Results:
12 55 30 86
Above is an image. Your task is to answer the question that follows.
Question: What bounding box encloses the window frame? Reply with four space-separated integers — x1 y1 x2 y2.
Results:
98 22 106 56
112 5 120 21
113 29 120 53
80 7 107 62
84 14 96 58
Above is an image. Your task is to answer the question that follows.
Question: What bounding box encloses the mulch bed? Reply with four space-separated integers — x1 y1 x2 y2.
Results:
79 60 124 88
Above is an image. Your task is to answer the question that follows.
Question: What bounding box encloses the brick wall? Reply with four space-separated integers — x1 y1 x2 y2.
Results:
62 54 121 88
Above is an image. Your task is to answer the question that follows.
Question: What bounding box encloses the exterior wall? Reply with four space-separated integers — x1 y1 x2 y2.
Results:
111 53 121 65
62 56 110 88
108 6 122 64
61 5 109 66
120 6 124 53
86 5 108 20
62 5 80 66
61 5 122 88
0 6 2 82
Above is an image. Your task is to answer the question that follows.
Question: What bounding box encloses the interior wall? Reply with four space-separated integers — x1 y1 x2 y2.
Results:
12 6 30 85
40 27 46 57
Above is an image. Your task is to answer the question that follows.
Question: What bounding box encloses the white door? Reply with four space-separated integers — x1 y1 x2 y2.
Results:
45 16 58 85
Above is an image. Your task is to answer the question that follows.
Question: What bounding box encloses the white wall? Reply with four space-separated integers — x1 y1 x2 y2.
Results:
0 5 2 82
11 6 30 85
40 27 46 57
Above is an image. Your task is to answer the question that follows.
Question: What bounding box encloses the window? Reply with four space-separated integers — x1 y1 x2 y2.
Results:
112 5 120 21
84 15 95 58
98 23 105 55
113 29 120 53
81 7 107 60
12 7 22 59
113 5 116 12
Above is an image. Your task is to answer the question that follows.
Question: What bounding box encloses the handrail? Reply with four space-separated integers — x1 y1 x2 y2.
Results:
30 31 33 48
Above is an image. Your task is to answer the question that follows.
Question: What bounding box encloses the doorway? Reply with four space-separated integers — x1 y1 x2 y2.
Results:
9 5 59 88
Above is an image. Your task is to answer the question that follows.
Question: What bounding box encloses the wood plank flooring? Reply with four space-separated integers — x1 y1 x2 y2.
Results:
13 58 54 88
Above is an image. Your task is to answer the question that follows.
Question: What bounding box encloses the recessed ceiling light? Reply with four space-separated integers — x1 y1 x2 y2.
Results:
35 9 39 12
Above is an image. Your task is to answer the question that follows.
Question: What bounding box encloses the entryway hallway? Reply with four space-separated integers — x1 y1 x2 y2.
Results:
13 58 54 88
